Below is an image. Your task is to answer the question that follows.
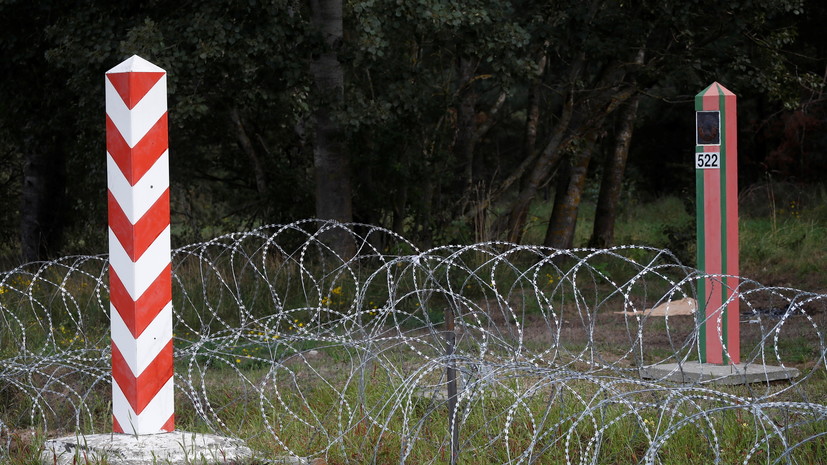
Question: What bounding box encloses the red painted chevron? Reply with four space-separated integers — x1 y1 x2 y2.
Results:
112 339 174 414
160 414 175 432
106 112 168 185
108 189 171 261
109 264 172 339
106 72 165 110
114 413 175 434
107 55 173 435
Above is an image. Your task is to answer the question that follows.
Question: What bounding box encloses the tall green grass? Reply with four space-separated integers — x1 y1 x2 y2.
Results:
2 194 827 463
521 189 827 291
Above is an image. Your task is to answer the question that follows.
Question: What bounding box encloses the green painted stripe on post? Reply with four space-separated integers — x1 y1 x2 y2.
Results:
699 82 714 96
694 91 706 362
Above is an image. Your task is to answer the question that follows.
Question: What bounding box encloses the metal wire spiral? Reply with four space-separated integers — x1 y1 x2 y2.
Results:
1 220 825 464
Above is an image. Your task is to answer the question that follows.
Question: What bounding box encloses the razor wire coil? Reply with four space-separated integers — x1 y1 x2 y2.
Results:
1 220 825 464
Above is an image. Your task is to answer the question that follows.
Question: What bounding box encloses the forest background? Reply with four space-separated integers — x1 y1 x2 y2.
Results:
1 0 825 280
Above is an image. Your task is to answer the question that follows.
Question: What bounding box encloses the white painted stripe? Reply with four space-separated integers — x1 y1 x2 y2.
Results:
105 74 167 148
112 376 175 435
111 302 173 376
108 226 171 299
106 55 165 74
107 150 169 220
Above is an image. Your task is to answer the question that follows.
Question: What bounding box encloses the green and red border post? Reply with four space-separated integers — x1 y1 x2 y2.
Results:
641 84 797 383
695 82 740 365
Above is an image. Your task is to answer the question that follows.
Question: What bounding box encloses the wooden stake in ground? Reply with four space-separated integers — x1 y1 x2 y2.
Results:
695 82 740 365
105 55 174 433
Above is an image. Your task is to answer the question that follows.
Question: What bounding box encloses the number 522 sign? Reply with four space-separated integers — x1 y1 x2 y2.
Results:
695 152 720 169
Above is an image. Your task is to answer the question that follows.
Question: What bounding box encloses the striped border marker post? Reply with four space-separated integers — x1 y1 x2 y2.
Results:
40 55 256 464
695 82 740 365
105 55 175 434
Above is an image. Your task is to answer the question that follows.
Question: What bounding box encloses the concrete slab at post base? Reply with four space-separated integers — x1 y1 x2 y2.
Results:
640 361 800 385
41 431 266 465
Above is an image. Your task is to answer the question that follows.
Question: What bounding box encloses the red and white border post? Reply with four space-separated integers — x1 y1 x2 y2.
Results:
106 55 175 434
695 82 740 365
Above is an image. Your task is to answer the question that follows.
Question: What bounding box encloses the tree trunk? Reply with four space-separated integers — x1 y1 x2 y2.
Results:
20 139 66 262
504 50 588 244
229 107 269 203
419 176 435 249
310 0 354 257
469 90 506 184
505 93 575 244
521 48 549 187
461 50 546 230
589 94 640 248
588 48 645 248
523 81 543 173
453 55 477 191
391 184 408 236
540 81 638 250
543 133 598 249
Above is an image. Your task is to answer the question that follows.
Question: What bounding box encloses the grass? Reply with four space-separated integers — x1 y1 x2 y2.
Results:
2 304 824 464
14 362 827 464
740 216 827 291
11 363 825 464
2 192 827 463
520 188 827 292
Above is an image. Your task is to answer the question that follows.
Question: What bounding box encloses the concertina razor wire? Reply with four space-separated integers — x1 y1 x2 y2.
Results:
0 220 825 464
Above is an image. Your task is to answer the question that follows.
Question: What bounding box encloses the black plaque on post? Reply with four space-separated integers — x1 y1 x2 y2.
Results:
696 111 720 146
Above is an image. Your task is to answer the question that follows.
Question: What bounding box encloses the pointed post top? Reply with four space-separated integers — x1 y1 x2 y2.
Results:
105 55 166 110
697 81 735 98
106 55 165 75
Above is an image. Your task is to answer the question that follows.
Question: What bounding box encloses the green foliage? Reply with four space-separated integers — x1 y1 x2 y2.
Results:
1 0 317 257
0 0 824 260
1 221 827 462
542 190 827 291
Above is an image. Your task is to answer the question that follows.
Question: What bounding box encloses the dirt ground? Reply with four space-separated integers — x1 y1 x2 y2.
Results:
508 289 827 376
